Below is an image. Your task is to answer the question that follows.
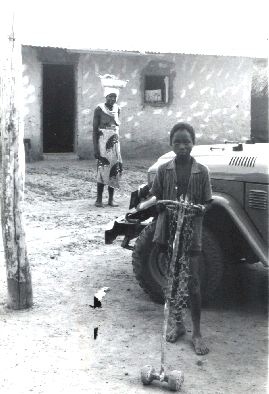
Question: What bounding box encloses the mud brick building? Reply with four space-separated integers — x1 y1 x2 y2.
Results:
21 45 268 160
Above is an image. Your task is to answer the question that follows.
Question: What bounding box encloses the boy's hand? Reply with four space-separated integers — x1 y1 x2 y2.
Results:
138 184 150 199
196 205 206 216
156 201 167 213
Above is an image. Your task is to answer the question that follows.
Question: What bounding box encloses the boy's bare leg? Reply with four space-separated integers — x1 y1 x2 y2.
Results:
166 311 186 342
166 322 186 342
188 253 209 355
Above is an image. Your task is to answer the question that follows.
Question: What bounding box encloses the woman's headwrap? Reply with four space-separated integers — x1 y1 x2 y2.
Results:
100 74 128 98
104 87 120 97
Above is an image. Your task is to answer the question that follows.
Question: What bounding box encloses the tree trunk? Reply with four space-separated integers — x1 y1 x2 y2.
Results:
0 11 33 309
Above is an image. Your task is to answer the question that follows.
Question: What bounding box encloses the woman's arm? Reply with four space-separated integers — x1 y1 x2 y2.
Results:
93 107 101 158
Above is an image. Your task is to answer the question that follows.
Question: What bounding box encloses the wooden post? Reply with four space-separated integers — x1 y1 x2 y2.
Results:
0 11 33 309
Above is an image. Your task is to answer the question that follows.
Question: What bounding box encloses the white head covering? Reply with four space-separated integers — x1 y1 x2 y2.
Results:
104 86 119 97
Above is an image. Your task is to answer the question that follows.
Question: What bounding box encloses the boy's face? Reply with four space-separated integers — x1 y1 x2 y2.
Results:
171 129 193 158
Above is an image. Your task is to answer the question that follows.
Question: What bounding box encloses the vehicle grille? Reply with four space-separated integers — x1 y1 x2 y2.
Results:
229 156 257 167
248 190 267 210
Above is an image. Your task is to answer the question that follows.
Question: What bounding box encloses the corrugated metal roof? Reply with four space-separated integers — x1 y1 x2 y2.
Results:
24 44 264 60
19 37 269 59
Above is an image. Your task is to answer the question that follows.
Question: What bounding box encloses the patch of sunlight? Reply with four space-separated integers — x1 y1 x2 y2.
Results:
212 109 221 115
82 109 91 115
210 134 218 140
200 87 209 95
193 111 204 117
27 96 35 104
153 109 163 115
23 76 29 85
190 101 198 109
218 88 229 97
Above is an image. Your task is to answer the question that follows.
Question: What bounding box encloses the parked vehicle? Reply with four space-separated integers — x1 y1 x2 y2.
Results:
105 140 269 303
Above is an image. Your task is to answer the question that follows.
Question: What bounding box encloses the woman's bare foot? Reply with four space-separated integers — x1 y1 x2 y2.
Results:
192 335 209 355
94 201 104 207
166 323 186 343
108 200 119 207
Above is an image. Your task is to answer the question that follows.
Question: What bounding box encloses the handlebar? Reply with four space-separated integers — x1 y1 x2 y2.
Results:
156 200 205 215
157 200 199 209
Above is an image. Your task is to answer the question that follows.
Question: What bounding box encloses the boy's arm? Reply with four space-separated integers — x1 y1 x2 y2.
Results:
149 166 164 201
197 166 213 215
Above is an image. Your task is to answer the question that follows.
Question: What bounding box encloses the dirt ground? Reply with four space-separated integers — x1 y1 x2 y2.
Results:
0 158 268 394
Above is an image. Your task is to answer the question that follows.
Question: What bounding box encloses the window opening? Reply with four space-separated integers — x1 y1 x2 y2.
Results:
144 75 169 103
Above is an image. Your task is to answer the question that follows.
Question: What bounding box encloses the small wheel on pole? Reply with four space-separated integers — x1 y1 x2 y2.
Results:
140 365 155 385
168 370 184 391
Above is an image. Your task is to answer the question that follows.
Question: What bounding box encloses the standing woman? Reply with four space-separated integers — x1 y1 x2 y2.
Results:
93 85 122 207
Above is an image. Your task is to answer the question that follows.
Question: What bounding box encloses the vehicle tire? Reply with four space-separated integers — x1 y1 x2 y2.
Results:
199 226 224 302
132 221 223 304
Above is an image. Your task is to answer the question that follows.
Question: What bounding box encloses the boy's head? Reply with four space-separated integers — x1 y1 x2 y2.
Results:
170 122 195 145
170 122 195 159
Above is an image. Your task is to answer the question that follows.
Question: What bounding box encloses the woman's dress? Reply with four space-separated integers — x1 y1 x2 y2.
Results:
96 103 122 189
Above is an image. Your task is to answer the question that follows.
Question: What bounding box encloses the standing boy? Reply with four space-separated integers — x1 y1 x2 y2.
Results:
150 122 213 355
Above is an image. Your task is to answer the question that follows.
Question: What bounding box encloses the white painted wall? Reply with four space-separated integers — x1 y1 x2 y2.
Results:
22 47 253 160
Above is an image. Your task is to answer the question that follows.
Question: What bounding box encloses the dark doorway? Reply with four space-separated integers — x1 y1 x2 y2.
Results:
43 64 75 153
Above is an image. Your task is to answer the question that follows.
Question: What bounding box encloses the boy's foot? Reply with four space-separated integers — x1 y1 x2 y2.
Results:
108 201 119 207
94 201 104 207
166 324 186 343
192 335 209 355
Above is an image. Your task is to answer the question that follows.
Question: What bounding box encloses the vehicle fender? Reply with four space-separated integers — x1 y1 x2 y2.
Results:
211 193 268 266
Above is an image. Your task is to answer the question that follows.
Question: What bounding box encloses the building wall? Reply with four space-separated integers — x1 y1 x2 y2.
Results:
21 46 253 160
22 46 43 160
78 52 252 159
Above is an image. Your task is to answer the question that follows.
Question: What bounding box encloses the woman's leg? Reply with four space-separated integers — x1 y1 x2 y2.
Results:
94 182 104 207
108 186 119 207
